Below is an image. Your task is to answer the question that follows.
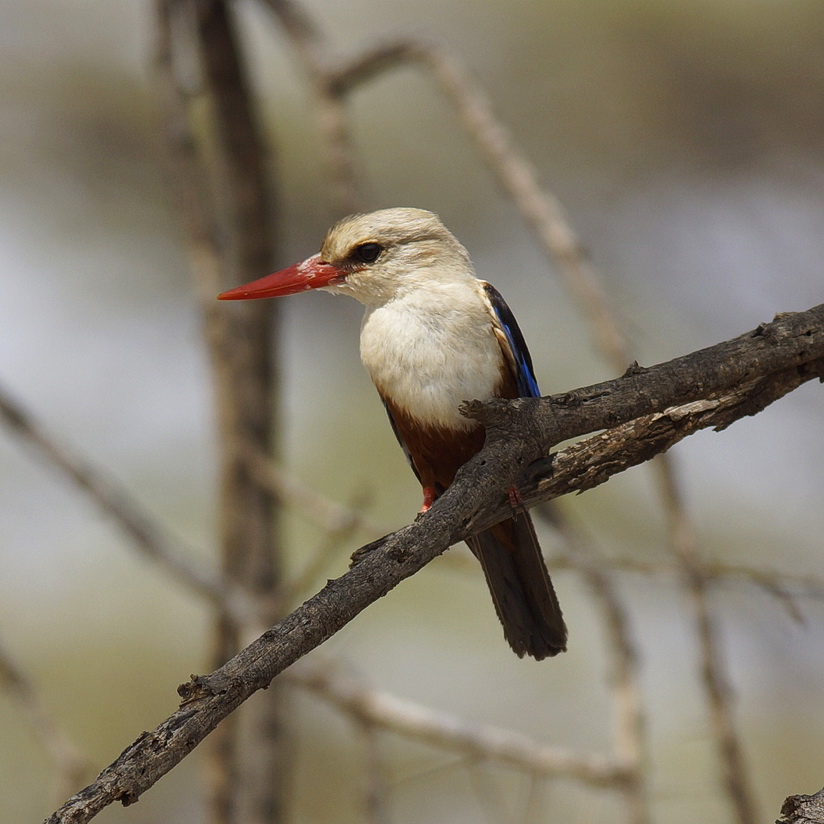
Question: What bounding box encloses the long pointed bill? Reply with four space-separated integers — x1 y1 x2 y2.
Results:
217 254 344 300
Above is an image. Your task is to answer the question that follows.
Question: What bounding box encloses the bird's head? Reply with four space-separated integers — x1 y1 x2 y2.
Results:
217 208 475 307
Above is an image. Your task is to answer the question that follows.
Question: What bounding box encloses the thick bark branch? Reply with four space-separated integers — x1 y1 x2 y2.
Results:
450 304 824 536
779 788 824 824
45 305 824 824
467 305 824 445
470 357 824 534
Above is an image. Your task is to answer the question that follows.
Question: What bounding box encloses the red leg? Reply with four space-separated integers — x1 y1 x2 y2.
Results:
420 486 436 513
508 485 523 511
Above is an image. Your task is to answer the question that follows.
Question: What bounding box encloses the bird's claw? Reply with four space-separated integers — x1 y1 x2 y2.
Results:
508 485 524 511
419 486 436 513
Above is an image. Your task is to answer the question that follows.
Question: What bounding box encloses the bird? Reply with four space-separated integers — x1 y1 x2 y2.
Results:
218 208 567 660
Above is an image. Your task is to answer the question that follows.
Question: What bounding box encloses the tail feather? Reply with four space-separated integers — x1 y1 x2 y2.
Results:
466 512 567 660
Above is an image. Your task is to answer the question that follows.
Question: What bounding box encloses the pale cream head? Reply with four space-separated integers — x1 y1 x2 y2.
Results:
317 208 477 306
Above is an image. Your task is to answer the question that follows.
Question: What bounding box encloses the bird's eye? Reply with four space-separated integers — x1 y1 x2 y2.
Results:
353 242 383 263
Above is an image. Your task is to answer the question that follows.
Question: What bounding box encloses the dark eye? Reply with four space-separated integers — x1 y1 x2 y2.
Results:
353 242 383 263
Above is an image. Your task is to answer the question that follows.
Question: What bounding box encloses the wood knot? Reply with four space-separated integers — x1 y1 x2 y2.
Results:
460 398 510 427
178 672 230 704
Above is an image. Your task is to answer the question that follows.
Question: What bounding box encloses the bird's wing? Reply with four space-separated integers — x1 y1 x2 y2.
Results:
482 281 541 398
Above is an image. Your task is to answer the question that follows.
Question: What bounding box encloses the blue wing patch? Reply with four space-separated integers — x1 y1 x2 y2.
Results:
482 282 541 399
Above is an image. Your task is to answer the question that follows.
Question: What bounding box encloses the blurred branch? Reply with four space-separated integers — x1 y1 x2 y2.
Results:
353 717 391 824
690 562 758 824
0 384 236 611
0 635 90 803
289 659 631 787
156 1 284 822
238 438 389 538
0 380 388 626
282 504 373 605
259 0 363 213
536 508 649 824
237 437 391 602
45 306 823 823
438 537 824 617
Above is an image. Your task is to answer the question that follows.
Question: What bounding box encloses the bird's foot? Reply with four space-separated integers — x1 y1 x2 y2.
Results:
419 486 437 513
508 485 524 511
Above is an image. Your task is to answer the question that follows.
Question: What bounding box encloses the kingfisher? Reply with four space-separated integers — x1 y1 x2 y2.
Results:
218 208 567 660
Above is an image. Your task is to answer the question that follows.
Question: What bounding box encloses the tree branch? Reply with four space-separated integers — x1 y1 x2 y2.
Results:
45 305 824 823
779 788 824 824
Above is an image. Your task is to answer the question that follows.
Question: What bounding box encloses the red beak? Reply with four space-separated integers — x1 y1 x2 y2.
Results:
217 254 344 300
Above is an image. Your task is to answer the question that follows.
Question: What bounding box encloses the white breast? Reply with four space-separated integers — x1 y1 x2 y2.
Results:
359 283 502 432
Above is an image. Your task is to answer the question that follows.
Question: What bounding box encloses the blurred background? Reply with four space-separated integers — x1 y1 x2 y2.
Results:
1 0 823 821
